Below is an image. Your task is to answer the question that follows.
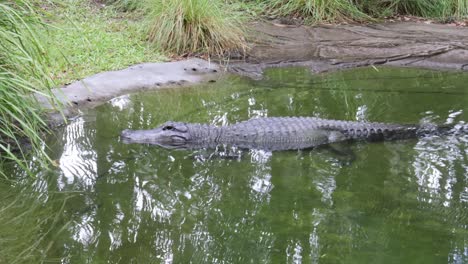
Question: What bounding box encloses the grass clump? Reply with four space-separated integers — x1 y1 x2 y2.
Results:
454 0 468 18
262 0 370 23
261 0 468 22
0 1 60 177
146 0 247 57
102 0 142 11
383 0 465 18
355 0 468 19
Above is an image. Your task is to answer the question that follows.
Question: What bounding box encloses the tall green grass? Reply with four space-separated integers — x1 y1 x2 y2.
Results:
263 0 370 23
358 0 468 19
387 0 455 18
0 1 59 177
145 0 247 56
454 0 468 17
362 0 468 19
262 0 468 22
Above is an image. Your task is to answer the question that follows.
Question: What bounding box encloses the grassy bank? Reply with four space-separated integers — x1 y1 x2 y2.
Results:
36 0 468 86
40 0 165 86
41 0 468 86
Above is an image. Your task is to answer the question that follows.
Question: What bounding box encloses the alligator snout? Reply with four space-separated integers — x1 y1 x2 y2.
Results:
120 129 132 138
120 129 143 141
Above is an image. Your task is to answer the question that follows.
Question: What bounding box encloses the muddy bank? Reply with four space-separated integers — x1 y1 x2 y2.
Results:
229 21 468 78
37 58 220 125
39 22 468 123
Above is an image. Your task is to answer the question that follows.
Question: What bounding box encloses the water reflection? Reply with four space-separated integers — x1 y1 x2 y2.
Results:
413 133 467 207
249 149 273 196
109 94 132 111
58 117 97 190
12 67 468 263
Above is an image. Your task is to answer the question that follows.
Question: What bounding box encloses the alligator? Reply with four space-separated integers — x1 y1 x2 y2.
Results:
120 116 460 151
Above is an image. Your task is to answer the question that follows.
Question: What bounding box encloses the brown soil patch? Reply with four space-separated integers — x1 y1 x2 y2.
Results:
229 21 468 78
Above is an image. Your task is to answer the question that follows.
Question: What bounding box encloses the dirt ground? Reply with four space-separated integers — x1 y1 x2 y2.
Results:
229 21 468 78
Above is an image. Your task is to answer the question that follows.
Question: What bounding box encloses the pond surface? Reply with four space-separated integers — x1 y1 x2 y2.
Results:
5 67 468 263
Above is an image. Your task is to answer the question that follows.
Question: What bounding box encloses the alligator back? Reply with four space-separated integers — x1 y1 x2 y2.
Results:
121 116 433 151
216 117 419 151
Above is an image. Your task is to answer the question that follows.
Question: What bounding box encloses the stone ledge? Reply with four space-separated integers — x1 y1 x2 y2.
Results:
37 58 221 125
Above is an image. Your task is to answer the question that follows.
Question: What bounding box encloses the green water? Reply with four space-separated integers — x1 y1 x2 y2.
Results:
2 67 468 263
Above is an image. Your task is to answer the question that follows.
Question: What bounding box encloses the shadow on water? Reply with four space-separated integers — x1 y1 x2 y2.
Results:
2 67 468 263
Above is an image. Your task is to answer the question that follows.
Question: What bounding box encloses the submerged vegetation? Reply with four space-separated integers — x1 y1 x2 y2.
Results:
0 183 70 263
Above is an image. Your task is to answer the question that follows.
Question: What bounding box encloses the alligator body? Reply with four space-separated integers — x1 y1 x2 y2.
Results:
120 116 438 151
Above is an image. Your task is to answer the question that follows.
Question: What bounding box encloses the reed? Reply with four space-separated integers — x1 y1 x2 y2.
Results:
0 1 59 177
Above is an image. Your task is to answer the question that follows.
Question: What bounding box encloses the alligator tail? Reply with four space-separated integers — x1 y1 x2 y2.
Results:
416 122 467 137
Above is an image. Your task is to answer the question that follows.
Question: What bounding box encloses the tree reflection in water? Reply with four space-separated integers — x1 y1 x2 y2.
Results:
5 67 467 263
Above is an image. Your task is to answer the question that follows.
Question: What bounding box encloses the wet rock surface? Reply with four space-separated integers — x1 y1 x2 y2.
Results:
229 21 468 78
37 58 220 124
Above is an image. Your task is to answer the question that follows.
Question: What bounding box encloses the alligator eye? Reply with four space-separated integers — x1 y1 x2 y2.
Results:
163 125 174 131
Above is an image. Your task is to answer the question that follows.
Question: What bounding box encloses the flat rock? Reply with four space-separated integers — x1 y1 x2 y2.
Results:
37 58 220 124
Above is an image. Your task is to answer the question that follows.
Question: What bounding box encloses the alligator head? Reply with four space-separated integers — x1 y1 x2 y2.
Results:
120 121 191 149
